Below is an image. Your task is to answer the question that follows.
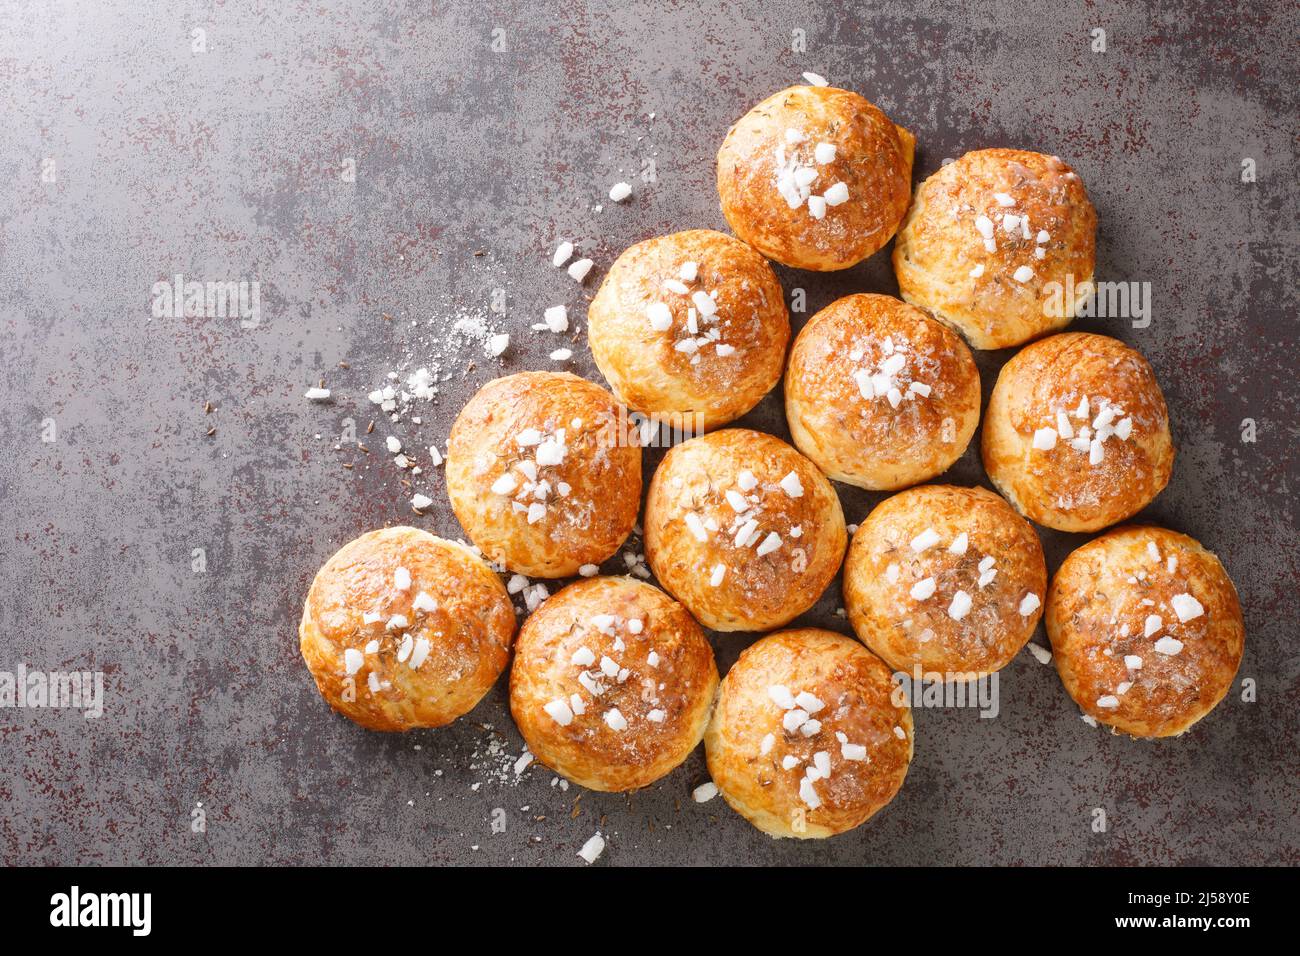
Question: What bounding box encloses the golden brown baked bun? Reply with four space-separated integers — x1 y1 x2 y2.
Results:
1046 526 1244 738
893 148 1097 350
644 429 847 632
717 85 914 271
299 527 515 731
704 628 912 839
982 332 1174 533
843 485 1047 678
510 576 718 791
446 371 641 577
588 229 790 430
785 293 981 490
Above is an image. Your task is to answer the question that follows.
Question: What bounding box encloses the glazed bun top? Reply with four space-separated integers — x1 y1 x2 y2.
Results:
784 292 981 491
588 229 790 430
445 371 641 578
1046 525 1245 738
298 526 516 732
509 576 718 792
704 628 913 839
893 148 1097 350
718 84 914 271
843 484 1047 677
644 428 847 632
982 332 1174 533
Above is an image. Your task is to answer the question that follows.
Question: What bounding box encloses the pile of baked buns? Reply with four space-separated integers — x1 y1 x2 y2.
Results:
299 80 1245 842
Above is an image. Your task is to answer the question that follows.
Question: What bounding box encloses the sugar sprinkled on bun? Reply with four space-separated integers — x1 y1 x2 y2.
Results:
718 84 914 271
299 527 515 731
644 429 847 632
893 148 1096 350
589 229 789 430
510 576 718 792
1047 525 1244 738
446 371 641 577
843 485 1046 677
705 628 912 838
982 332 1174 532
785 293 981 490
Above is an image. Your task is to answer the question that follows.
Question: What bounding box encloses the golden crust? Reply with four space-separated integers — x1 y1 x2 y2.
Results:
445 371 641 577
704 629 912 839
893 148 1097 350
299 527 516 732
785 293 981 490
982 332 1174 533
588 229 790 430
644 429 847 632
717 85 914 271
509 576 718 792
843 485 1046 677
1046 525 1244 738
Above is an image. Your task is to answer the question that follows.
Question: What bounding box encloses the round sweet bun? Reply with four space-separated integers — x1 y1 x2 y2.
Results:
843 485 1047 678
717 84 915 271
509 576 719 792
704 628 912 839
982 332 1174 533
446 371 641 577
893 148 1097 350
299 527 516 732
1046 525 1244 738
643 429 847 632
785 293 981 490
588 229 790 430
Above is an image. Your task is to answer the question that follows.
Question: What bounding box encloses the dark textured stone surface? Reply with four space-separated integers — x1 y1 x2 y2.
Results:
1 1 1296 866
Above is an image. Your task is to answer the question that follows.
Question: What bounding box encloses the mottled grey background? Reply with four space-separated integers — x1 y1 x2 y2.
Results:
0 0 1296 866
